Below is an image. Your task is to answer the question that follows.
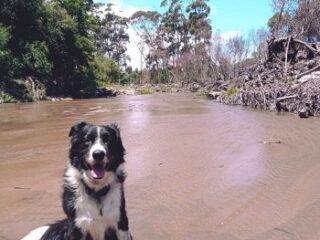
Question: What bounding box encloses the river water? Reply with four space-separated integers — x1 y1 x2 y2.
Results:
0 93 320 240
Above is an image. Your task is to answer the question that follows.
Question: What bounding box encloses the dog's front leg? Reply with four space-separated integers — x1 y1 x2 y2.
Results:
116 230 133 240
116 189 132 240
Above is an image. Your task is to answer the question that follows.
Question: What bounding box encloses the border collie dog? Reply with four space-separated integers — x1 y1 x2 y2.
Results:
22 121 132 240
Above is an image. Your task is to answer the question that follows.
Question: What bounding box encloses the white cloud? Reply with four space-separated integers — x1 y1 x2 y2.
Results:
107 0 147 18
220 31 242 40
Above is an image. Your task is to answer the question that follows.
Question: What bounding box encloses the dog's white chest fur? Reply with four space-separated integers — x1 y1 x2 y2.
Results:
74 180 122 240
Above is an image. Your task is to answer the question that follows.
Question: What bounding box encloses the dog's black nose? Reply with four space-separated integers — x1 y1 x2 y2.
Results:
92 150 106 161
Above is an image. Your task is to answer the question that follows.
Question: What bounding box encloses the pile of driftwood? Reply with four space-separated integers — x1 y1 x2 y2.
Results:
217 37 320 118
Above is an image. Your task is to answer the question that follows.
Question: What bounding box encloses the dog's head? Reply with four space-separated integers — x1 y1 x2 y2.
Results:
68 121 125 184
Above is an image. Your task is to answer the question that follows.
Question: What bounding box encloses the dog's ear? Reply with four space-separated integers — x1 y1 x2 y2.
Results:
108 123 121 139
107 123 125 156
69 121 87 137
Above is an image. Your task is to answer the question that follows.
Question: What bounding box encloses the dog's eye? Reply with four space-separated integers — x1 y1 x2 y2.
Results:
84 134 95 145
101 133 110 143
84 139 91 145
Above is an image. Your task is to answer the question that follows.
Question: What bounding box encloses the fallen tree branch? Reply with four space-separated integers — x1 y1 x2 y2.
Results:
293 39 319 54
296 65 320 79
274 37 319 53
276 94 298 102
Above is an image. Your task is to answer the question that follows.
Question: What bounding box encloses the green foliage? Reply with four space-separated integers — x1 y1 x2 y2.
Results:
136 86 155 95
47 0 97 94
93 54 121 86
150 68 170 84
268 13 278 34
187 0 212 45
0 0 215 100
0 24 12 77
0 93 16 103
0 0 47 43
124 67 140 84
22 41 52 77
0 0 102 98
0 24 10 49
75 36 95 60
4 79 34 102
222 85 238 97
76 64 97 91
58 0 95 33
160 0 188 57
196 90 209 99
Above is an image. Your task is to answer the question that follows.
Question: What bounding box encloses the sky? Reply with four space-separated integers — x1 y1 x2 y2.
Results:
94 0 274 68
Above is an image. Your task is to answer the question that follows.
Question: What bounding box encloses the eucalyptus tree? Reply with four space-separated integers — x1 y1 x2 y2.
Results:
130 10 162 71
186 0 212 47
95 3 130 70
130 0 214 83
160 0 189 66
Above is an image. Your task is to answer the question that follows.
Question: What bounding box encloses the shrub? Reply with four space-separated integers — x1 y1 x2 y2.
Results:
0 93 16 103
22 41 52 77
136 86 155 95
222 85 238 97
0 24 12 78
93 54 121 86
3 79 33 102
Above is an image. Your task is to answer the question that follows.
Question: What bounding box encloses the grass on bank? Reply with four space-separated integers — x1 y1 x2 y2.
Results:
0 93 16 103
196 90 209 99
136 86 155 95
222 85 238 97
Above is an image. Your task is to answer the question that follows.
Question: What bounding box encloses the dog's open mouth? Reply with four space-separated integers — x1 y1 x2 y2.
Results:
91 164 106 179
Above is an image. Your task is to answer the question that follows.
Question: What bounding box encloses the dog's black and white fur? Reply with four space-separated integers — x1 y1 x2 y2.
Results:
22 121 132 240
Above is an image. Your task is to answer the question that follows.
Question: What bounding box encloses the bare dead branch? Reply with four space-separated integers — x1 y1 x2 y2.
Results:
296 65 320 79
276 94 298 102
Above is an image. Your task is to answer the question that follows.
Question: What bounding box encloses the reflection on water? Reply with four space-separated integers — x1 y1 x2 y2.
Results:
1 93 320 240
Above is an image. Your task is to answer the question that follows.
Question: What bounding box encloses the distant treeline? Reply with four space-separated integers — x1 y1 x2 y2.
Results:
0 0 212 101
0 0 213 101
1 0 319 102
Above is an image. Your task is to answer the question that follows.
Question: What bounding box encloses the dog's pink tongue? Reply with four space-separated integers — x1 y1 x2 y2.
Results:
91 165 105 179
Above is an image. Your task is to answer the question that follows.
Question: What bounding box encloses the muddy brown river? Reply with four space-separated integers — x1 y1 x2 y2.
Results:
0 93 320 240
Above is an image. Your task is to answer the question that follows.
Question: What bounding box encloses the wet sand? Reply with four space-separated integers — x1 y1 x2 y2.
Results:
1 93 320 240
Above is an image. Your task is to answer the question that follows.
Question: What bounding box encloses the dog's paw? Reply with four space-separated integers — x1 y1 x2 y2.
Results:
117 230 133 240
